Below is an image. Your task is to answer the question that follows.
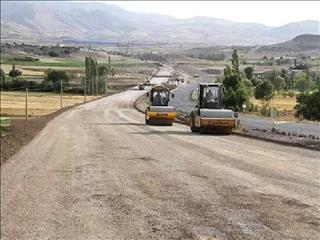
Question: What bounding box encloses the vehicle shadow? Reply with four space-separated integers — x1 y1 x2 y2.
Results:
131 130 193 136
84 122 146 126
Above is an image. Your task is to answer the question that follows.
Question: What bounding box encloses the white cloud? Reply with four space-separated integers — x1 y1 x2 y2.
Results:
105 1 320 26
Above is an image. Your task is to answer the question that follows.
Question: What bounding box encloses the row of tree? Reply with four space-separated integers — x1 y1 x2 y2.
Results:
84 56 115 95
1 65 71 92
1 56 115 94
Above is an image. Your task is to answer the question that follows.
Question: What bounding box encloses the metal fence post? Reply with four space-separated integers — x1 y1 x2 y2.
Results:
105 75 108 96
60 81 63 109
84 77 87 102
25 88 28 120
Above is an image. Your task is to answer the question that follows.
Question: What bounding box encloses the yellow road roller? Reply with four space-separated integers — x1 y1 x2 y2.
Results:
145 85 176 126
190 83 239 134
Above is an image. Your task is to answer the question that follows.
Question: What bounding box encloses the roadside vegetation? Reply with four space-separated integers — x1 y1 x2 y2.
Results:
220 50 251 112
0 43 157 119
217 49 320 121
0 117 10 137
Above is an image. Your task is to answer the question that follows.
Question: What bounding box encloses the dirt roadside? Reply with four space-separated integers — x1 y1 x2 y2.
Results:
0 97 103 165
1 105 74 165
0 73 153 165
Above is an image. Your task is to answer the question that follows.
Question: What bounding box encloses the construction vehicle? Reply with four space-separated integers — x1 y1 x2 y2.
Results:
138 83 145 90
189 83 238 134
145 85 176 126
193 73 200 78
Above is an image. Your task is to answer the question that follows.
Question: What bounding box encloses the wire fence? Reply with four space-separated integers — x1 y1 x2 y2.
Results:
1 81 102 119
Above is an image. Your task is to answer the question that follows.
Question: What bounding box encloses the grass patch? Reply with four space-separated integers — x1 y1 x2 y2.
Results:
0 117 10 137
1 59 84 68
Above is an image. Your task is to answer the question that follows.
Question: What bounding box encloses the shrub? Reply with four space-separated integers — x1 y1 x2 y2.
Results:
288 91 295 98
48 51 59 57
294 72 313 93
0 68 5 82
260 105 270 117
44 69 70 92
8 64 22 78
254 80 274 101
295 90 320 120
281 92 288 98
244 66 254 80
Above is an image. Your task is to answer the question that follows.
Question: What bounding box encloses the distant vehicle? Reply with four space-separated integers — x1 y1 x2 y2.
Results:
145 78 151 86
190 83 238 134
193 73 200 78
138 84 145 90
145 85 176 126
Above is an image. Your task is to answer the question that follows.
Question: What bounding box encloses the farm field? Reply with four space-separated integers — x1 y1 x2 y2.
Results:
0 91 100 117
250 95 297 111
248 96 297 121
1 50 157 118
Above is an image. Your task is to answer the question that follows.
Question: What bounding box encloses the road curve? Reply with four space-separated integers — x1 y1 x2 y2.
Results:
172 65 320 137
171 82 320 137
1 90 319 240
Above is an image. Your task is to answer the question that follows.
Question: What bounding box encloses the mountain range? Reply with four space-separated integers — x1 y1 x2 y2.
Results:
1 1 319 45
255 34 320 55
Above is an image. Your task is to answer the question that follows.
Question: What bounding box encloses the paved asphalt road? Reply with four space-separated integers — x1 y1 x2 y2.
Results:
171 66 320 137
150 65 174 85
1 90 319 239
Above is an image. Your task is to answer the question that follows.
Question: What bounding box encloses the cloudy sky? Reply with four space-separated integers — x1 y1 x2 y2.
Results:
106 1 320 26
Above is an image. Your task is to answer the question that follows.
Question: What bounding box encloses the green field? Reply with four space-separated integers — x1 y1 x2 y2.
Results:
1 59 153 69
1 59 84 68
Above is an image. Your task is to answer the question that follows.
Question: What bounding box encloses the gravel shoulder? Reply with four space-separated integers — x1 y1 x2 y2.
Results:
0 95 109 165
1 106 73 165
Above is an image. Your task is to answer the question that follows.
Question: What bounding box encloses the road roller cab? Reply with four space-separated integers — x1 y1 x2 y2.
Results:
190 83 238 134
145 85 176 126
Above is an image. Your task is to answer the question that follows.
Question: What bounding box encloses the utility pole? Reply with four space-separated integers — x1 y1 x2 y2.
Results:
105 75 108 96
84 76 87 102
60 80 63 109
25 88 28 120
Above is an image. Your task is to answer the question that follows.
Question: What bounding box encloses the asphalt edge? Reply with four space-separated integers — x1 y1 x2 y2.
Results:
133 93 319 151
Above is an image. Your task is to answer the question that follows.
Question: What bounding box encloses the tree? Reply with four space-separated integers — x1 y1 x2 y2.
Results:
85 56 115 95
48 51 59 57
85 56 92 94
244 66 254 80
274 76 285 92
231 49 240 75
222 49 251 111
310 72 320 89
294 72 313 93
295 90 320 120
254 80 274 101
8 63 22 78
0 68 6 82
85 56 98 95
281 69 290 91
44 69 70 92
266 70 285 92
